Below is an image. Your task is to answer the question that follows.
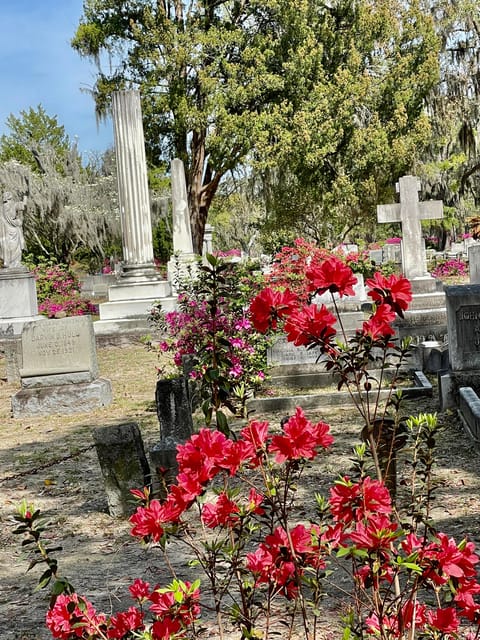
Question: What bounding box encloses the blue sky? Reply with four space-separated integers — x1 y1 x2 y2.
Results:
0 1 113 158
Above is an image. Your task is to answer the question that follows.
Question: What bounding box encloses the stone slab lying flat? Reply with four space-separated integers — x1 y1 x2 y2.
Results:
247 372 432 413
458 387 480 443
11 378 112 417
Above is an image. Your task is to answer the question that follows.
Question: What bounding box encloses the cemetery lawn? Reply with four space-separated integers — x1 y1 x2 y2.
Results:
1 343 480 639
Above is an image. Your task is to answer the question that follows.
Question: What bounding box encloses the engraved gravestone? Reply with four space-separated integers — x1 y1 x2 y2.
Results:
445 285 480 371
12 316 112 416
20 315 98 380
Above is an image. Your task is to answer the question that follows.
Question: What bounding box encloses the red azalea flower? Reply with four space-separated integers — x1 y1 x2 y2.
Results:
151 616 182 640
107 607 144 639
329 476 392 526
360 304 396 340
426 607 460 634
249 287 298 333
455 579 480 621
201 492 240 528
129 578 151 601
306 256 357 297
129 500 166 542
347 515 399 551
366 272 412 317
269 406 333 463
284 303 337 348
176 428 231 484
46 593 104 640
240 420 270 466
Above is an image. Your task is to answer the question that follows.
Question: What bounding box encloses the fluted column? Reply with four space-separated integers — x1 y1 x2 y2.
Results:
112 90 157 279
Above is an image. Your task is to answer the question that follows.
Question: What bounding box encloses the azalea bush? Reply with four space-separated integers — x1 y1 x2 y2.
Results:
14 408 480 639
25 257 97 318
431 257 468 280
150 254 270 431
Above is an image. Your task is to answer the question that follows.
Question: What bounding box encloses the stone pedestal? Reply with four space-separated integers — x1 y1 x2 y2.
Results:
0 269 44 335
0 269 45 383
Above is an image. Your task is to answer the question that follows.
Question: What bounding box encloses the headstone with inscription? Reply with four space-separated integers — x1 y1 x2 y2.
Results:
11 316 112 417
445 285 480 371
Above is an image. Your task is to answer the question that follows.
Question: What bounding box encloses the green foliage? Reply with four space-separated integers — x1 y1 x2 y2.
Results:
0 105 72 174
72 0 440 253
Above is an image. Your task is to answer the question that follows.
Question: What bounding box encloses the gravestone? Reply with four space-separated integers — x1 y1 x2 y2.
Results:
377 175 443 284
368 249 383 265
445 285 480 371
150 376 194 493
11 316 112 417
382 243 402 265
469 245 480 284
443 284 480 427
92 422 151 518
377 176 447 343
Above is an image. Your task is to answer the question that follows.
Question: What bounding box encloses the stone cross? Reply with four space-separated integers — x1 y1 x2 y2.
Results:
111 90 157 280
171 158 194 254
377 175 443 280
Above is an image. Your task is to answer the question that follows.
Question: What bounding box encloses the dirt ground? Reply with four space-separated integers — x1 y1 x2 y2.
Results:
1 344 480 640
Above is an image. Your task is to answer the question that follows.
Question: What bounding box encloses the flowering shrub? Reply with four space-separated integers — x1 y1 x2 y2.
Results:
431 257 468 280
14 410 480 639
266 238 332 304
150 255 270 430
342 250 378 279
27 258 97 318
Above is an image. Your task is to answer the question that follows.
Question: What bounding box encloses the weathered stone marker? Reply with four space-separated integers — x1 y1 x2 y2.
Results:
377 175 443 280
92 422 151 518
150 377 194 494
11 316 112 417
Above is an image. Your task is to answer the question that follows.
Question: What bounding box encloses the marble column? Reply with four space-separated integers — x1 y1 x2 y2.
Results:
112 90 157 280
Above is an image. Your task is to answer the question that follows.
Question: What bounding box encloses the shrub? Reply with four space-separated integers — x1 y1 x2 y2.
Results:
27 257 97 318
431 257 468 280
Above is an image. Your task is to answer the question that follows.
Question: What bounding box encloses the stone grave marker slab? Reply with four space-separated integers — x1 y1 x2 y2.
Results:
445 285 480 371
20 315 98 380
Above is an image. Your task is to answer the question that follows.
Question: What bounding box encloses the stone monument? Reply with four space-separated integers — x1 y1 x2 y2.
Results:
11 315 112 417
94 90 176 337
167 158 197 292
0 190 44 381
377 175 447 344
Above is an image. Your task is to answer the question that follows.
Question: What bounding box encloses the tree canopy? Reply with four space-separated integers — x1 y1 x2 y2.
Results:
72 0 441 251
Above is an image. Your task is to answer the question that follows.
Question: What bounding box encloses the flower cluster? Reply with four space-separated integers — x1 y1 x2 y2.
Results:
31 260 97 318
150 255 270 427
431 257 468 280
249 255 412 354
130 407 333 544
45 579 200 640
15 407 480 640
329 475 480 638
